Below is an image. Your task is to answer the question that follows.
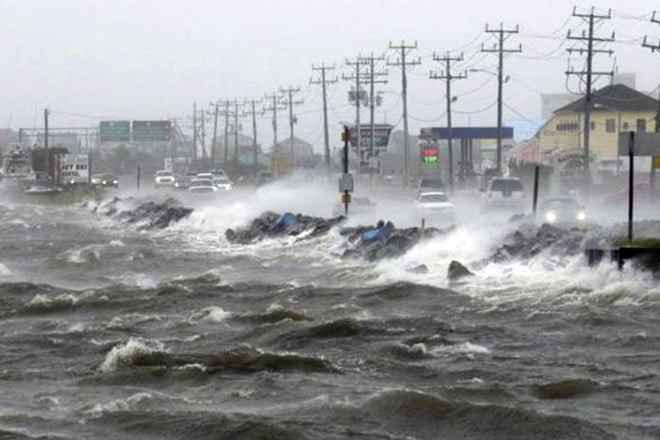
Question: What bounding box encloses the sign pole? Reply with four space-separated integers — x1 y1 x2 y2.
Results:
628 132 634 242
532 165 540 217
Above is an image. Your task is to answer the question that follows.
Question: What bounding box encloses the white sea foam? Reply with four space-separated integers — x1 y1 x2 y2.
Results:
192 306 231 323
85 392 157 418
0 263 11 276
98 338 166 373
431 342 491 356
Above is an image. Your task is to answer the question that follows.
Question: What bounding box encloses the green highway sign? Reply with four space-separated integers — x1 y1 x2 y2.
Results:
99 121 131 142
132 120 171 142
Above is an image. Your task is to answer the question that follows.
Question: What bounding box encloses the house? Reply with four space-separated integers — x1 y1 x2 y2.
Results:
273 136 314 168
538 84 659 173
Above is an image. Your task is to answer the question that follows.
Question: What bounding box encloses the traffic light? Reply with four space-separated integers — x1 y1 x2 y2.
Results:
423 148 438 163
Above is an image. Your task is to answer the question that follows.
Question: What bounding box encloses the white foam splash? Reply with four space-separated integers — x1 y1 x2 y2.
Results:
98 338 166 373
0 263 11 276
192 306 231 323
431 342 491 355
85 392 157 418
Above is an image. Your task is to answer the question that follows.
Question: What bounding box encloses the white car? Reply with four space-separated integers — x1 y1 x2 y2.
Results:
212 176 232 191
154 170 176 188
195 172 214 180
414 191 455 224
188 178 217 194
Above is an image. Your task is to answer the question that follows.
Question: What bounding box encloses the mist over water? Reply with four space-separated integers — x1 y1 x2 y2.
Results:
1 174 660 439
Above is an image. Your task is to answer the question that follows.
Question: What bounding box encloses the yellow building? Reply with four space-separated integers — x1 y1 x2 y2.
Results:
539 84 658 174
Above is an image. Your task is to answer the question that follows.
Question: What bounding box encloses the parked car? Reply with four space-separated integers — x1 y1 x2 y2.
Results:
212 176 233 191
188 178 217 194
174 171 197 190
154 170 175 188
481 177 525 213
195 172 214 181
538 197 587 225
209 169 228 178
90 173 119 188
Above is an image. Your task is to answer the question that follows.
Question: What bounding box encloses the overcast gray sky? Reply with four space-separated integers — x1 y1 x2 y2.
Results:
1 0 659 148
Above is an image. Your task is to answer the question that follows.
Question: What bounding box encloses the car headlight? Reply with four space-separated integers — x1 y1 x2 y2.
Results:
102 180 107 185
545 211 557 223
577 211 586 221
174 182 179 187
112 180 118 184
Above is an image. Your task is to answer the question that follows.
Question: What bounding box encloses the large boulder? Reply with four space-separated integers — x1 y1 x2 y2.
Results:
447 260 474 280
225 212 345 244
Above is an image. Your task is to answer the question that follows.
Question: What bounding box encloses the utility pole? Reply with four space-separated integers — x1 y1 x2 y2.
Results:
344 56 369 175
243 99 263 176
220 100 236 165
430 52 467 193
360 53 387 185
192 103 197 166
643 11 660 190
200 109 207 160
279 86 303 169
642 11 660 132
311 63 338 174
388 41 421 184
211 101 219 165
44 108 50 179
482 24 522 176
264 93 286 152
566 7 614 177
233 102 240 166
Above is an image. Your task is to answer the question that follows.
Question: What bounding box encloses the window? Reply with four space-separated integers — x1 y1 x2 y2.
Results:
605 119 616 133
637 119 646 132
622 122 629 130
556 121 578 132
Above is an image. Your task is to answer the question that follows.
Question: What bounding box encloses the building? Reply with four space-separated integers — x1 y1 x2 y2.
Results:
538 83 659 174
273 136 314 167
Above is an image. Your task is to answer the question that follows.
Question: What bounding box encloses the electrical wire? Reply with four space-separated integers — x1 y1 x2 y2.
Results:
453 99 498 115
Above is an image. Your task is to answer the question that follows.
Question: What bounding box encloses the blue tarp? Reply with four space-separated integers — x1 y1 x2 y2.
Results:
361 222 394 244
274 212 297 230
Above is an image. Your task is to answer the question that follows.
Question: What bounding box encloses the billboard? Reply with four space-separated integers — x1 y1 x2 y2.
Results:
99 121 131 142
349 124 394 152
60 154 89 184
132 120 172 142
420 126 514 140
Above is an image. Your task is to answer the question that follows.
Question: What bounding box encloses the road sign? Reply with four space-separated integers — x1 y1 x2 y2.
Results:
132 120 172 142
339 173 354 192
99 121 131 142
618 132 660 156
